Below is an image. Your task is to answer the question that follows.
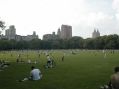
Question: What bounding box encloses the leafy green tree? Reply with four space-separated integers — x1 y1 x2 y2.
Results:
29 39 41 49
68 36 83 49
0 20 6 35
84 38 95 49
104 34 119 49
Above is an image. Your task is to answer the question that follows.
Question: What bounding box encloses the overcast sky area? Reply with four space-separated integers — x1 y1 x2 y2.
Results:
0 0 119 39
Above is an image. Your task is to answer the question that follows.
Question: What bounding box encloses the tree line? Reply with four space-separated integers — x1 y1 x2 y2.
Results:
0 34 119 50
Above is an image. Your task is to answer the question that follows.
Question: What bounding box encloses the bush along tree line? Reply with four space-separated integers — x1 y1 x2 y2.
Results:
0 34 119 50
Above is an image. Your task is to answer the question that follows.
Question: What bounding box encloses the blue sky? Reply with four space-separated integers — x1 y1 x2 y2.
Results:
0 0 119 39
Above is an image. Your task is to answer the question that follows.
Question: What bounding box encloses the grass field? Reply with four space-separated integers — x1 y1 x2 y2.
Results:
0 50 119 89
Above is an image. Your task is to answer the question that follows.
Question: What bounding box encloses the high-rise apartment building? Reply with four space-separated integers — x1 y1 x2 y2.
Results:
4 25 38 41
92 28 100 38
60 25 72 39
5 25 16 40
57 28 61 38
43 32 58 40
43 24 72 40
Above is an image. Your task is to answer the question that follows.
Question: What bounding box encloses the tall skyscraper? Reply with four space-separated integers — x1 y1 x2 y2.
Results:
33 31 36 35
60 25 72 39
43 24 72 40
92 28 100 38
57 28 61 38
5 25 16 40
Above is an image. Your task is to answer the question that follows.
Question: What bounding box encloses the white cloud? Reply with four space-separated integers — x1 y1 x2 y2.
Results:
116 13 119 20
0 0 91 38
0 0 119 38
75 12 113 27
73 12 117 38
112 0 119 12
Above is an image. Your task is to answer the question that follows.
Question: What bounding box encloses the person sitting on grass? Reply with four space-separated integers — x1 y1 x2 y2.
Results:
111 66 119 89
100 67 119 89
44 55 56 69
0 60 10 68
27 59 31 64
62 55 64 61
18 66 42 82
46 55 52 68
29 66 42 80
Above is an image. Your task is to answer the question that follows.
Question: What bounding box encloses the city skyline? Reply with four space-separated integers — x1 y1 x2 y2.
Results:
43 24 72 40
0 0 119 39
0 25 39 41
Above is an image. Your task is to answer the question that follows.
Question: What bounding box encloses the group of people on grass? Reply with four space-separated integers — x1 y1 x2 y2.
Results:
23 52 119 89
26 62 119 89
19 53 56 82
1 51 119 89
23 65 119 89
29 65 119 89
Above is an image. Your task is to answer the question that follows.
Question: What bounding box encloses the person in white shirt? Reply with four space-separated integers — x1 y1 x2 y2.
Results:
18 66 42 82
27 59 31 64
30 66 42 80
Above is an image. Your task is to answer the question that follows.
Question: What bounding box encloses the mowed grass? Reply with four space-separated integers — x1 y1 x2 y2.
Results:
0 50 119 89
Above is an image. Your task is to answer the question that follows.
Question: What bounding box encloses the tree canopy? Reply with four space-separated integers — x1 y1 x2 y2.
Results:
0 20 5 30
0 34 119 50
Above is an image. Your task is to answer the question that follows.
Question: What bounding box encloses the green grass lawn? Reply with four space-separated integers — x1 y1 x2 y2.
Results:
0 50 119 89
